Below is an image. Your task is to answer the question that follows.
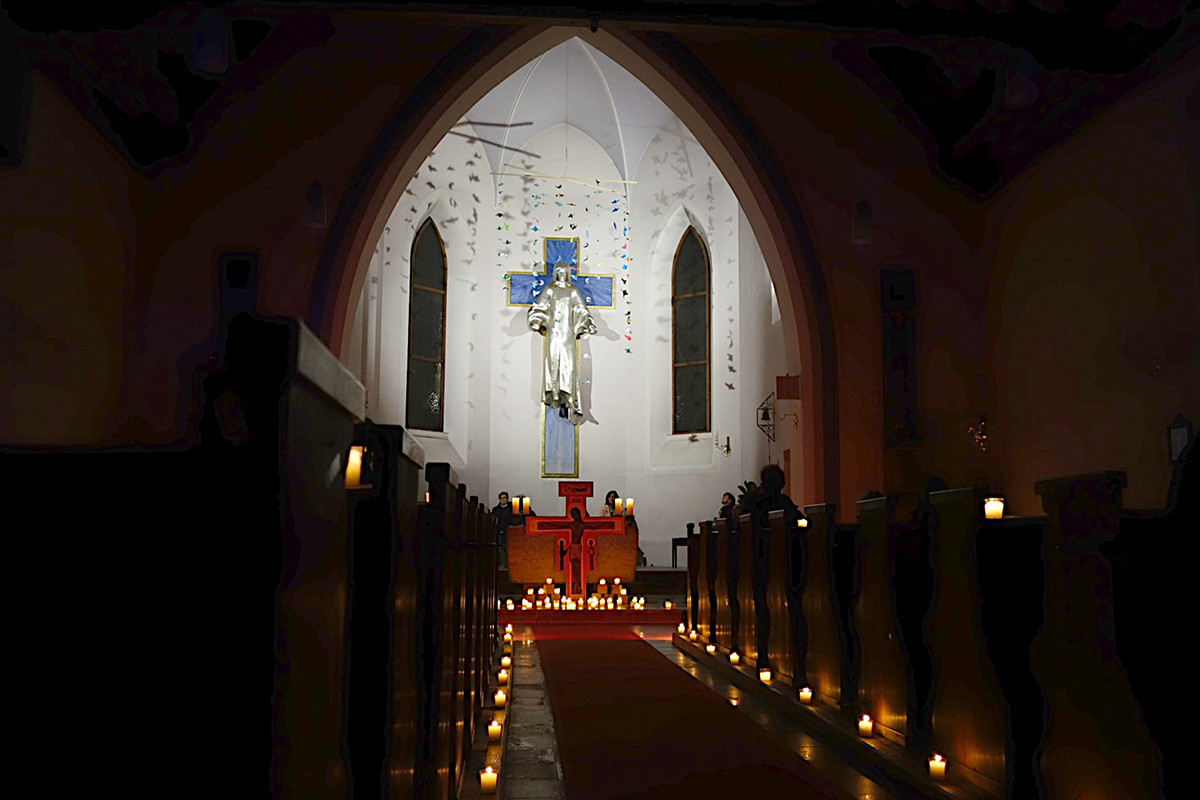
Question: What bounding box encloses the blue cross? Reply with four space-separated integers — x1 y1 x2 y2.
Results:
508 238 614 308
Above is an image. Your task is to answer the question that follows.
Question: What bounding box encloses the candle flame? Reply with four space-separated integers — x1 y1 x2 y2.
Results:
932 754 944 762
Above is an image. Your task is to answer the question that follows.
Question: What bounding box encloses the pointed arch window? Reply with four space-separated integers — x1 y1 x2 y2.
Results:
672 226 710 434
406 219 447 431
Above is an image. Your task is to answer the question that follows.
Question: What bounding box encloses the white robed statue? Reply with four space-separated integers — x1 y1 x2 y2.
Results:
528 263 597 425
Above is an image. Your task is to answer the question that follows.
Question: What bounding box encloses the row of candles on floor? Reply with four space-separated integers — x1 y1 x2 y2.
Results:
682 625 949 781
503 578 675 611
482 623 518 793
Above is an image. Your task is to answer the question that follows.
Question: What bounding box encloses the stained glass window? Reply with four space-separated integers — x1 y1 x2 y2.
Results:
673 227 710 434
406 220 446 430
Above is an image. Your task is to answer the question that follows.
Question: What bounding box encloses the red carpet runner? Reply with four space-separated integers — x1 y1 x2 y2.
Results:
537 637 854 800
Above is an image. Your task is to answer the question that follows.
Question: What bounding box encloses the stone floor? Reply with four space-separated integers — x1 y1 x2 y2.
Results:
500 623 929 800
503 635 566 800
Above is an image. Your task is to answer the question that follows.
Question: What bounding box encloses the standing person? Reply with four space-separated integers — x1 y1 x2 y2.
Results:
493 492 513 550
600 490 620 516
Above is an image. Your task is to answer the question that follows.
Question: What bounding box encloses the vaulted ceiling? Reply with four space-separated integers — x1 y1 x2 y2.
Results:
4 1 1198 197
463 37 676 182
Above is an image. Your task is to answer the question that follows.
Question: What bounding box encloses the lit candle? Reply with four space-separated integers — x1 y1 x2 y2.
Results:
625 498 634 515
537 587 545 596
344 446 363 488
689 630 698 641
613 578 620 586
984 497 1005 519
505 623 513 633
729 652 740 665
554 588 561 596
498 669 508 685
620 587 627 596
759 668 772 682
480 766 498 793
505 600 514 610
503 632 512 644
928 753 946 780
858 714 873 737
665 600 674 610
677 622 686 633
552 601 560 610
494 689 507 708
706 643 717 655
501 655 511 669
425 491 430 503
512 497 519 514
615 498 623 514
523 497 530 515
799 686 813 704
797 518 808 528
730 697 739 707
488 719 502 741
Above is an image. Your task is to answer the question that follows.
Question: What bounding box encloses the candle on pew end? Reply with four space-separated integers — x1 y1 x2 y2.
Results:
344 446 363 488
665 600 674 609
480 766 498 793
494 690 507 708
928 753 946 780
799 686 813 704
688 630 698 641
497 669 508 685
729 651 740 665
501 655 511 669
759 668 772 682
797 517 808 528
505 623 513 633
503 632 512 644
706 643 716 655
488 719 502 741
858 715 873 737
677 622 686 633
984 497 1005 519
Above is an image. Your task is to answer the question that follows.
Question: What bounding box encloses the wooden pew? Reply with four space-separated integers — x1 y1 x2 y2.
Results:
733 514 758 662
801 505 844 708
1032 472 1164 800
417 463 462 800
832 512 863 718
345 423 426 800
784 509 811 688
927 488 1010 796
695 520 715 641
714 517 737 651
762 509 796 684
854 495 910 746
1106 445 1194 798
211 314 366 798
8 314 366 797
976 505 1046 800
686 522 700 634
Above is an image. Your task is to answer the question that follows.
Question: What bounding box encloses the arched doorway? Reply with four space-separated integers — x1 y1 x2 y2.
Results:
308 24 838 508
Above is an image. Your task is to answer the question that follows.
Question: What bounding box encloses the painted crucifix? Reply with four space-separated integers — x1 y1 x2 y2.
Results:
508 238 614 477
508 481 637 600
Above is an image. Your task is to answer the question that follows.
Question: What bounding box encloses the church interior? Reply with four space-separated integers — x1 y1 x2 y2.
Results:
3 2 1196 799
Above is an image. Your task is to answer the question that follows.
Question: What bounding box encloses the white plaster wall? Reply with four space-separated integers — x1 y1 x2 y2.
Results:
347 116 790 565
